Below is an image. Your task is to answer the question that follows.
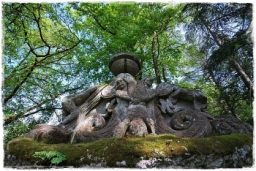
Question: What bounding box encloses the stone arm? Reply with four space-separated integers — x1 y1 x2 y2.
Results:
115 90 131 101
145 89 157 102
170 88 207 112
131 89 157 105
61 85 99 119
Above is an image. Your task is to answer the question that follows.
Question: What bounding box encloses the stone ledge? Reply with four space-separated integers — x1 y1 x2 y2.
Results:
4 134 253 168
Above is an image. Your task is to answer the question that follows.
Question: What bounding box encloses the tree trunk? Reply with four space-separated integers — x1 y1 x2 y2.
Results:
204 22 253 96
204 23 222 46
230 59 254 96
152 32 161 84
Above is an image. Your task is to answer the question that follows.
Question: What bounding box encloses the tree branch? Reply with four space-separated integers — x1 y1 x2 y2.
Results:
86 8 116 35
32 4 51 56
4 50 31 81
4 84 86 126
4 59 37 104
23 107 63 118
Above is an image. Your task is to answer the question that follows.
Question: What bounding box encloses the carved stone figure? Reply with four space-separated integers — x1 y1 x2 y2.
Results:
25 53 252 143
211 114 253 135
112 77 132 121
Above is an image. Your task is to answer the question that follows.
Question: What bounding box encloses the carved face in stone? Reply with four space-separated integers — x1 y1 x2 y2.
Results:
144 77 154 88
116 79 127 90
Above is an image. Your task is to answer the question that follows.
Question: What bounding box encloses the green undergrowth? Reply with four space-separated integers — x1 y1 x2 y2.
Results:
6 134 253 167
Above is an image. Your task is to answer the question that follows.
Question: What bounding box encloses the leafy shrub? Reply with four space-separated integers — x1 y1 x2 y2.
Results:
33 151 66 165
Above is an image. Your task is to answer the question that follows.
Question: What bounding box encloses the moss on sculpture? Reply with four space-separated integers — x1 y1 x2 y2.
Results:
5 133 253 167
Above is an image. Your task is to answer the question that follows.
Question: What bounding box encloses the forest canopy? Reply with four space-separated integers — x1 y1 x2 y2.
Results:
2 2 253 143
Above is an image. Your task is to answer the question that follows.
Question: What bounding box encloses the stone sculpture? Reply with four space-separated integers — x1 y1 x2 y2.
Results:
26 53 253 144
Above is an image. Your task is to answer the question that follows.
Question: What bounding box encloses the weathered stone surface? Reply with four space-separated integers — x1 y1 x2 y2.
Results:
211 114 253 135
135 145 252 168
155 108 212 137
109 53 141 77
5 134 253 168
72 112 119 143
25 124 72 143
156 82 207 112
128 118 148 136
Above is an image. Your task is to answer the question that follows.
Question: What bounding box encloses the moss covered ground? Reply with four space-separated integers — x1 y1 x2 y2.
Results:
5 134 253 167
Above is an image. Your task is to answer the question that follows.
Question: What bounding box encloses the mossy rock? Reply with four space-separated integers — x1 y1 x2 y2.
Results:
5 134 253 168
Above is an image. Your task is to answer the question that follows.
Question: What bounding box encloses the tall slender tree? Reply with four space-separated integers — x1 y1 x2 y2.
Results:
183 3 253 118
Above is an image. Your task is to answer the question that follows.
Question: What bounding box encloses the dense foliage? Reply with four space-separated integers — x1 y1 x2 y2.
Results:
2 2 253 143
183 3 253 121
